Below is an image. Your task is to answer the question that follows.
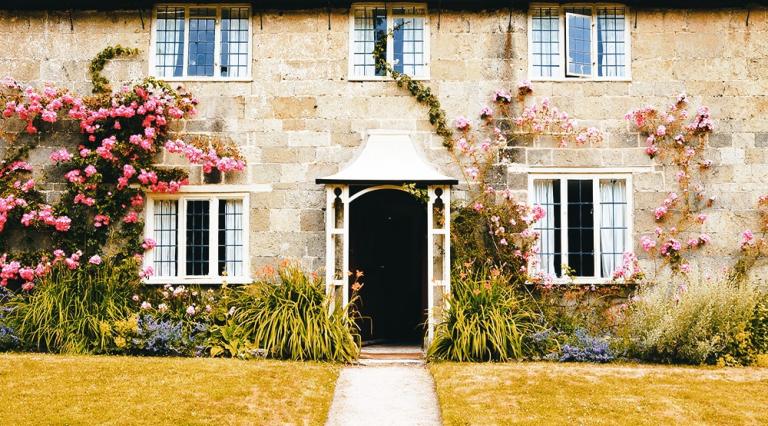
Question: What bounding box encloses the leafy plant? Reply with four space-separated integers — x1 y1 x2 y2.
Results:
0 287 19 351
427 263 552 362
233 262 360 363
6 258 138 354
619 277 761 365
558 328 614 363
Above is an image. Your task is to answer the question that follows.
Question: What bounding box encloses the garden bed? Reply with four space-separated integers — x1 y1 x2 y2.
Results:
0 353 339 425
430 362 768 425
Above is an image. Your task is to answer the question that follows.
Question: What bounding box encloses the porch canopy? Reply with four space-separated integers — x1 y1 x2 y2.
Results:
315 131 458 186
317 131 455 342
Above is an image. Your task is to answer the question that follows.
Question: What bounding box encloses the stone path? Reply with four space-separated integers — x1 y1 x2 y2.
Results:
325 362 442 426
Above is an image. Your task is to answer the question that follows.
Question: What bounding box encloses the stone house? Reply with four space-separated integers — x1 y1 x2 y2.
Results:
1 1 767 343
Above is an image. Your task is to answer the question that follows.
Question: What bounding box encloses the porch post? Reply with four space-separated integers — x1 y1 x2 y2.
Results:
325 185 350 310
426 185 451 342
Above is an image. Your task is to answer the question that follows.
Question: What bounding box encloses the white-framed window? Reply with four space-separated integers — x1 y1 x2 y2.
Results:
529 173 633 282
144 192 250 284
348 3 430 81
150 4 252 80
528 4 630 81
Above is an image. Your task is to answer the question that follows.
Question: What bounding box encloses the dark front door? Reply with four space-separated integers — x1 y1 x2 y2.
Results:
349 189 427 344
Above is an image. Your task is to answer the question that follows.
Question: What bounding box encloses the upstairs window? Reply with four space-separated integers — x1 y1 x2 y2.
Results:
145 194 250 284
349 3 430 80
152 4 251 79
529 4 629 80
531 175 632 281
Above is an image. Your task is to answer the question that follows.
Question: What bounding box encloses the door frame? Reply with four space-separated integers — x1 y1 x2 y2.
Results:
324 184 451 342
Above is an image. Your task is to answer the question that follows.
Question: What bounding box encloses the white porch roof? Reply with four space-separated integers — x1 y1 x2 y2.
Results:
316 130 458 185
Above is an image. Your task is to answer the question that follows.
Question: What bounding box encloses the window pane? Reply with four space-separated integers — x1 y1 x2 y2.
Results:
221 7 250 77
188 8 216 77
600 180 628 277
531 7 560 78
353 6 387 77
566 12 592 77
533 180 562 277
155 6 185 77
567 180 594 276
597 7 626 77
218 200 244 277
392 7 427 77
153 200 178 277
186 200 210 276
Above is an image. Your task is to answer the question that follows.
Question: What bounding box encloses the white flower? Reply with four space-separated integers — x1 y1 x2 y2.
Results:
132 294 140 302
186 305 196 316
140 301 151 310
158 303 168 313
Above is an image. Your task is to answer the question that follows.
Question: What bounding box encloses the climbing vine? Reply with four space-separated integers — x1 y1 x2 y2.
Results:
88 44 140 95
0 46 245 290
373 27 454 149
626 94 715 276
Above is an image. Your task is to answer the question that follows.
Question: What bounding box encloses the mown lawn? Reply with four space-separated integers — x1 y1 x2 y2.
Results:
0 353 340 425
430 362 768 425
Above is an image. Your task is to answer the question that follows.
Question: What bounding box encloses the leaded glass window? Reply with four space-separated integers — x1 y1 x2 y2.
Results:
350 4 429 79
153 4 252 79
145 195 249 283
529 4 629 80
531 176 631 280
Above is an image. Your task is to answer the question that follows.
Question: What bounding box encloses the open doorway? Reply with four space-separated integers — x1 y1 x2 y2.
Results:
349 188 427 345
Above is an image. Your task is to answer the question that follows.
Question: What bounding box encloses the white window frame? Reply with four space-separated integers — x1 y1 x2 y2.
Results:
527 3 631 82
527 171 634 285
347 2 431 81
149 3 253 82
143 190 251 285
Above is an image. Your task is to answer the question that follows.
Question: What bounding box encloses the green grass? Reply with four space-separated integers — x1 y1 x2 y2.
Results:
0 353 340 425
430 362 768 425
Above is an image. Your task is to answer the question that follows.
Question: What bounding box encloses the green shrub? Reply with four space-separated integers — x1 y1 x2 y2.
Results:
233 263 360 363
7 258 138 354
749 293 768 355
620 278 762 365
427 264 551 362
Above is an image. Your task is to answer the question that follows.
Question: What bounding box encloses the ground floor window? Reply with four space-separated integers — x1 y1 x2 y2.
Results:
530 174 632 281
145 193 250 284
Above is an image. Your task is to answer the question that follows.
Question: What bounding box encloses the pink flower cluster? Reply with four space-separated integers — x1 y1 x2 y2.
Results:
20 205 71 231
164 139 246 174
611 252 643 282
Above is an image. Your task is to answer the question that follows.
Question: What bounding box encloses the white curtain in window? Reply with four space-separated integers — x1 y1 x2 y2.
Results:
534 180 556 274
600 180 627 277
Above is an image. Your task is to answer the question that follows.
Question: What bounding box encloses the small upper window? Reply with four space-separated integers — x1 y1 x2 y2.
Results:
152 4 251 79
349 3 430 80
531 175 631 281
529 4 629 80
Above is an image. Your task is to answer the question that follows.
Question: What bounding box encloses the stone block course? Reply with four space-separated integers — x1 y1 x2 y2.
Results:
0 7 764 277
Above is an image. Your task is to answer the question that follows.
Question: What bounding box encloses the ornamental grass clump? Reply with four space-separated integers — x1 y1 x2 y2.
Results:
6 257 138 354
620 277 763 366
233 262 360 363
427 264 550 362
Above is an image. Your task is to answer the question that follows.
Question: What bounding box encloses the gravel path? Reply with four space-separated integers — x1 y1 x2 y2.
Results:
325 364 442 426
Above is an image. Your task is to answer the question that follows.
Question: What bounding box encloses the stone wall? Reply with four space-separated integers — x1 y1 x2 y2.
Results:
0 7 767 279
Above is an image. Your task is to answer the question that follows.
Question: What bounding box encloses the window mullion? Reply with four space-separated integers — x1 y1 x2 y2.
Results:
182 6 190 77
178 197 187 279
386 5 394 70
560 177 569 275
214 6 222 78
593 178 601 278
209 197 219 277
591 7 598 79
559 9 566 79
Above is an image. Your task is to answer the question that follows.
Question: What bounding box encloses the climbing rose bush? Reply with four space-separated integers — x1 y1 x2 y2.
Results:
0 74 245 290
625 94 715 276
450 81 602 286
